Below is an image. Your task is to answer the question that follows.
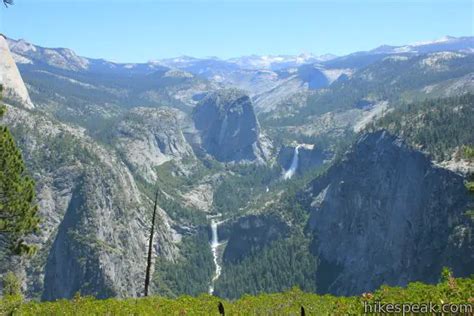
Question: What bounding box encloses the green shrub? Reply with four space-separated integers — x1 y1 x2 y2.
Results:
2 272 21 297
1 276 472 315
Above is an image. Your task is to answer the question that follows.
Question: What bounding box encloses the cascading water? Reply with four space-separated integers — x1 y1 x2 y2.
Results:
209 217 222 295
217 115 228 145
283 145 300 180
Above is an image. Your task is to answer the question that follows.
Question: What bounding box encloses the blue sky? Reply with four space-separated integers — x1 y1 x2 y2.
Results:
0 0 472 62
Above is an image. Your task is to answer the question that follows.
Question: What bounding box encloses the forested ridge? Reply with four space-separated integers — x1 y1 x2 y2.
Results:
367 94 474 161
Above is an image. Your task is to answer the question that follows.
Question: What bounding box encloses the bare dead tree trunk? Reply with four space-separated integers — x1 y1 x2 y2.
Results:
144 189 159 297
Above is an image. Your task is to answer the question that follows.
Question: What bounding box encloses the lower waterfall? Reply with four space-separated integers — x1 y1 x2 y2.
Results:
209 217 222 295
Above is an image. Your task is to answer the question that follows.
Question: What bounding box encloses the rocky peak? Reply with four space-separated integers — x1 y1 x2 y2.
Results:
2 38 34 65
7 38 37 54
7 37 89 71
193 89 270 163
0 35 34 108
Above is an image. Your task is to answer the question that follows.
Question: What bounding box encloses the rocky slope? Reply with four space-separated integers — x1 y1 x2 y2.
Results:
1 105 180 300
193 89 271 163
1 39 182 300
112 107 195 183
307 130 473 295
6 37 216 132
7 38 90 71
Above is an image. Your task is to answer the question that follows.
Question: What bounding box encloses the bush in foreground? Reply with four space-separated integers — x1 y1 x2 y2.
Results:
1 276 473 315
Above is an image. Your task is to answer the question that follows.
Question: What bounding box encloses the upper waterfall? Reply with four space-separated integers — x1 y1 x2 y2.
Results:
283 145 300 180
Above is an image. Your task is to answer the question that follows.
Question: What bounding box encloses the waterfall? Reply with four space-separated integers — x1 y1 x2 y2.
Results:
283 145 300 180
217 114 228 145
209 218 222 295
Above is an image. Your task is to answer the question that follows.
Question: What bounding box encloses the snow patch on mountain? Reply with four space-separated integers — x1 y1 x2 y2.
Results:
229 53 335 70
411 35 457 46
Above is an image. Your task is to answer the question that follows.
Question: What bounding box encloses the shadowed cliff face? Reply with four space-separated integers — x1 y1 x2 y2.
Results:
297 64 329 89
192 89 269 163
308 130 473 295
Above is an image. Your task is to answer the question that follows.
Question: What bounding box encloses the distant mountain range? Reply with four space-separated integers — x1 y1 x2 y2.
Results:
369 35 474 55
7 35 473 73
7 36 472 111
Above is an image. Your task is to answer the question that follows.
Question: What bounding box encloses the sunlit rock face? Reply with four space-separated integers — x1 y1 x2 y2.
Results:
0 38 180 300
113 106 195 183
0 35 34 109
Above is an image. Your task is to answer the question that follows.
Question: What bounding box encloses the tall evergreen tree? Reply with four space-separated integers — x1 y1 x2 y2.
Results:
0 86 39 255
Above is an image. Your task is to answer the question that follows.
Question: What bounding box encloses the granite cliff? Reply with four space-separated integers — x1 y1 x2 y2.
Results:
0 35 34 108
113 107 195 183
0 38 181 300
307 130 473 295
1 105 180 300
193 89 271 163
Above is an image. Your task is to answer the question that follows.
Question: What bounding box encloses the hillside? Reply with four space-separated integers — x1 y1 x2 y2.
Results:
208 130 473 299
366 94 474 163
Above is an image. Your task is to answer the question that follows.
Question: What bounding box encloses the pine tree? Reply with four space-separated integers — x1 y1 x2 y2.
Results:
0 86 39 255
